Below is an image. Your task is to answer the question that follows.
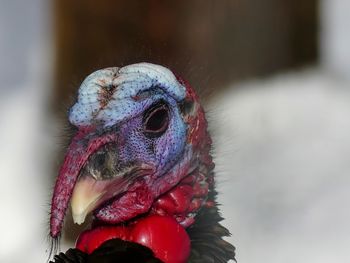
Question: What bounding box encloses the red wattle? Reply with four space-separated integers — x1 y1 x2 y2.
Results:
75 215 191 263
130 215 191 263
76 225 130 254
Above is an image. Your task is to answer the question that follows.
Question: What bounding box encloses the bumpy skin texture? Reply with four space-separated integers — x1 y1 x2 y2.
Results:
50 63 234 263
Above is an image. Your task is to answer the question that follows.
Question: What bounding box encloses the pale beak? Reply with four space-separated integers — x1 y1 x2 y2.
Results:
71 176 107 225
70 161 155 225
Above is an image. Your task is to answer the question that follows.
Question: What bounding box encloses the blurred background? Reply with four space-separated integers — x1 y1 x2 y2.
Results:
0 0 349 262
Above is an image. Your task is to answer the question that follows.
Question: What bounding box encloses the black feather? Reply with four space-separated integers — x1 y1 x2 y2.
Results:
187 185 236 263
51 249 86 263
50 239 163 263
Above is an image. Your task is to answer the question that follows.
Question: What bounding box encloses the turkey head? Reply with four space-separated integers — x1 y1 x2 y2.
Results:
50 63 234 263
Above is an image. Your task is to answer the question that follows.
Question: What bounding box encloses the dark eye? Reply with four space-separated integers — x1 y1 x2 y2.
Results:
143 101 169 138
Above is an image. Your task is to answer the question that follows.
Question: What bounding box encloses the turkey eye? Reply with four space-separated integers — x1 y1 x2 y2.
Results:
143 102 169 138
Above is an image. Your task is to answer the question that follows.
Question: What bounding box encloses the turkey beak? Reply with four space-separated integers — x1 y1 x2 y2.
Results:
70 141 154 225
71 175 106 225
70 171 128 225
70 142 124 225
70 163 153 225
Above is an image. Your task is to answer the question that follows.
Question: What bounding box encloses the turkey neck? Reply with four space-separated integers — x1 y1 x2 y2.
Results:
150 128 214 228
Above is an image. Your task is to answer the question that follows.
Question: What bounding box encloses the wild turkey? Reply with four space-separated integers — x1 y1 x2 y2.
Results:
49 63 235 262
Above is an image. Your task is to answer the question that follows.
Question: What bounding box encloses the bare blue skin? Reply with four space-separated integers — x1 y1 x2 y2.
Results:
69 63 188 178
116 96 187 175
69 63 186 127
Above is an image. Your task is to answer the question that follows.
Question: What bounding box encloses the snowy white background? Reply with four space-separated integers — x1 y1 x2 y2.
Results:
212 70 350 262
0 0 349 262
0 0 55 261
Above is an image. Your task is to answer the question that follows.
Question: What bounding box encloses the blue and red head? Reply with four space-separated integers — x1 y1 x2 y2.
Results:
50 63 211 240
